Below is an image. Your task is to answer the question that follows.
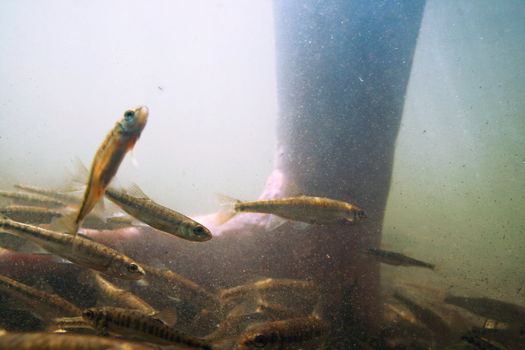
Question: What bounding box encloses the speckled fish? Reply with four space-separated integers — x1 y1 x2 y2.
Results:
13 184 81 205
237 315 327 350
0 217 145 280
63 106 148 235
0 274 81 320
105 184 211 241
444 294 525 324
0 332 156 350
82 307 212 349
217 194 367 225
0 191 66 208
0 205 63 225
366 248 435 270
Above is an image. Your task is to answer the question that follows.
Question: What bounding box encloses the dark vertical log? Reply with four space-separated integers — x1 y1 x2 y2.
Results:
273 0 426 345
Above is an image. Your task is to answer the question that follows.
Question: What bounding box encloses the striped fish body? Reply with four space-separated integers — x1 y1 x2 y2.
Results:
0 205 63 224
0 332 154 350
0 218 144 280
237 315 326 350
73 106 148 233
0 274 81 319
82 307 213 349
0 191 65 208
236 196 365 224
91 272 156 314
14 184 81 204
105 187 211 241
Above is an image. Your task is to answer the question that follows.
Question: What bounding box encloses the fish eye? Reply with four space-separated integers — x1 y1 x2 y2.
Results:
127 263 139 273
253 334 267 348
193 225 207 236
83 310 94 319
124 110 135 121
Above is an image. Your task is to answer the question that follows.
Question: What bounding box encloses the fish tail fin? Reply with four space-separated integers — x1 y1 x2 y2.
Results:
215 193 241 225
50 210 79 235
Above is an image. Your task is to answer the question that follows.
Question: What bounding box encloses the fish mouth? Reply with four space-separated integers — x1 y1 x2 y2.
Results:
134 106 149 124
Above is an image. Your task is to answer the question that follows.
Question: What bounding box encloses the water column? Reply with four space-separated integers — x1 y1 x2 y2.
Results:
273 0 426 343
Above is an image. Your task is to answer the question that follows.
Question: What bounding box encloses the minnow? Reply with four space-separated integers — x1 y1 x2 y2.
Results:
13 184 81 204
141 265 221 312
51 316 93 332
0 205 63 224
237 315 327 350
366 248 435 270
0 274 81 320
0 332 156 350
64 106 148 235
219 278 318 302
0 217 145 280
88 272 156 314
0 191 66 208
217 194 367 225
444 294 525 324
393 292 451 339
105 184 211 241
82 307 212 349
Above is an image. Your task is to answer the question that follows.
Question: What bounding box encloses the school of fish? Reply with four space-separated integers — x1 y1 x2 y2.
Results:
0 107 523 349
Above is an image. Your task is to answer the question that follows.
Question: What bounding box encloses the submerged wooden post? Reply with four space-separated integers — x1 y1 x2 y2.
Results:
272 0 426 344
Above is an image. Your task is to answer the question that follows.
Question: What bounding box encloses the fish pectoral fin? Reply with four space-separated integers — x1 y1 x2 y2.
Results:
127 183 150 199
264 215 289 231
150 309 178 327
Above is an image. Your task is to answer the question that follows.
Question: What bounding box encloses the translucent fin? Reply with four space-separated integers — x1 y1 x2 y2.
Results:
127 183 149 199
265 215 288 231
215 193 241 225
151 308 177 327
49 211 78 235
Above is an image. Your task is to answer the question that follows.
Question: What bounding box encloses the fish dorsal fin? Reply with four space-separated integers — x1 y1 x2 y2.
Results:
127 183 150 199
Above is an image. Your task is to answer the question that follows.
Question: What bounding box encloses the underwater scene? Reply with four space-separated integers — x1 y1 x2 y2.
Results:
0 1 524 349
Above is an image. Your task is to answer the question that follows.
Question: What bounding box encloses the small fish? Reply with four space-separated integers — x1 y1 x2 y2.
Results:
51 316 93 332
65 106 148 235
444 294 525 324
237 315 327 350
0 332 156 350
219 278 318 302
0 274 81 320
86 272 156 315
141 265 220 312
393 292 451 339
82 307 212 349
105 215 135 229
0 205 63 224
217 194 367 226
105 184 211 241
0 191 66 208
13 184 81 204
365 248 435 270
0 217 145 280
